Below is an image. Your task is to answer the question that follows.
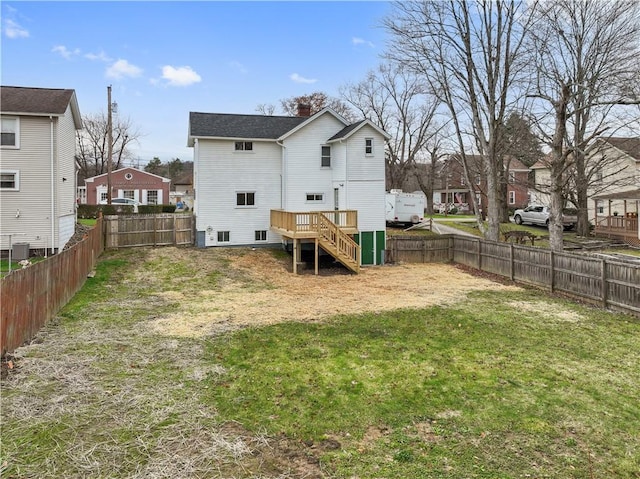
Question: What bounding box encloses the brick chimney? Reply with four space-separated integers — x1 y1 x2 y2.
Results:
297 103 311 117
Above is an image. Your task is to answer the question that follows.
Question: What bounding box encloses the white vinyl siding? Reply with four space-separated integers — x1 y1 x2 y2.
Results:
195 139 282 246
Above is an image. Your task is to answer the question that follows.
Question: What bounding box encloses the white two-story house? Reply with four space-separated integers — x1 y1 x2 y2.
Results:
188 107 390 272
1 86 82 256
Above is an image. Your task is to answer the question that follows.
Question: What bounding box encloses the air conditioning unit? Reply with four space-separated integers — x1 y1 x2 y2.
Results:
12 242 29 261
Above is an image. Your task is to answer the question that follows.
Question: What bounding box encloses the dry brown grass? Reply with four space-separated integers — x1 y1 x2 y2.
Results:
144 247 521 338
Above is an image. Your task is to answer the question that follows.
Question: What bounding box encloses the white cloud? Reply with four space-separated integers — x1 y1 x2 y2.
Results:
52 45 80 60
161 65 202 86
290 73 317 84
85 51 111 62
106 59 143 79
352 37 375 48
3 19 29 39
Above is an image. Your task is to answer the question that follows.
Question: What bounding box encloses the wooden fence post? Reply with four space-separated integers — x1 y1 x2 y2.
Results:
549 250 555 292
477 239 482 270
601 258 608 307
509 243 514 281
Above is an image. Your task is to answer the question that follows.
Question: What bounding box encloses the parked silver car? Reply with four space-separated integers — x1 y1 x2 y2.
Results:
513 205 577 229
100 197 140 213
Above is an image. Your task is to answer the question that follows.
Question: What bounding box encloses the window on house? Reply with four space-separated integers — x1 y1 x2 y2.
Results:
100 192 108 202
596 170 604 183
321 146 331 167
0 171 19 190
460 175 466 186
217 231 230 242
255 230 267 241
147 190 158 205
509 172 516 184
365 138 373 155
1 118 18 148
123 190 135 200
475 175 481 185
306 193 324 202
235 141 253 151
597 205 604 214
509 191 516 204
236 191 255 206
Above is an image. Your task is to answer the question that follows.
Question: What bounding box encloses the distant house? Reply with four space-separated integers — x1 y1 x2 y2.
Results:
169 170 194 210
430 154 530 214
84 167 171 205
530 137 639 220
188 106 390 271
1 85 82 255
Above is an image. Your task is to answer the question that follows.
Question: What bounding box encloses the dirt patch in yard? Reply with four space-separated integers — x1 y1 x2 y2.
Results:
147 247 521 338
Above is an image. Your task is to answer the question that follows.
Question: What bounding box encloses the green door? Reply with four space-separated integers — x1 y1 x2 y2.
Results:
360 231 374 265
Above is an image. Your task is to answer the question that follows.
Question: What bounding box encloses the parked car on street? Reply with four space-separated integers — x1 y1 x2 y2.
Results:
99 197 141 213
513 205 577 229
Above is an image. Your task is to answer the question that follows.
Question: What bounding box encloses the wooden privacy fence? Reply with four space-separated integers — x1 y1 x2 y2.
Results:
104 213 194 248
1 217 105 356
386 235 640 317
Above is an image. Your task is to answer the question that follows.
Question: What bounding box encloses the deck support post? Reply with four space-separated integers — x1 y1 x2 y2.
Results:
293 239 298 274
314 238 319 275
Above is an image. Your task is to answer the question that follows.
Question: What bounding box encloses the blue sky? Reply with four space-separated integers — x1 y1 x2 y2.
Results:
1 1 392 164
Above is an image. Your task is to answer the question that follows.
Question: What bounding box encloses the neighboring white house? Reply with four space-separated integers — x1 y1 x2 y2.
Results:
1 86 82 255
530 137 639 222
188 107 390 267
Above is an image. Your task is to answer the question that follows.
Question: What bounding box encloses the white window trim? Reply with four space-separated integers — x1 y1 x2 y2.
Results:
255 230 268 242
508 191 516 205
236 191 257 208
0 170 20 191
217 231 230 243
321 145 331 168
234 141 254 152
365 138 373 156
306 193 324 203
1 117 20 149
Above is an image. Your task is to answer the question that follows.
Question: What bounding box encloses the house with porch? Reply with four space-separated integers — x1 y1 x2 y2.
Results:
530 137 639 245
188 106 390 273
1 86 82 256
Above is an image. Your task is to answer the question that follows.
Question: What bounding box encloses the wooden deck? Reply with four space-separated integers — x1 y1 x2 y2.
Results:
594 215 640 246
270 209 360 273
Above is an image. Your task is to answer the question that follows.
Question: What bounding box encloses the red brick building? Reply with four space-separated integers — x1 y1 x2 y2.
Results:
83 167 171 205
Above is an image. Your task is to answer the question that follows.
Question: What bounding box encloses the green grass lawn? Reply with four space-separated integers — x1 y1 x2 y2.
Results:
78 218 97 226
1 248 638 478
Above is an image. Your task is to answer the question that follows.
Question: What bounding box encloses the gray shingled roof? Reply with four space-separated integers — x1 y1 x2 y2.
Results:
602 137 640 161
327 120 366 142
1 86 76 115
189 112 308 140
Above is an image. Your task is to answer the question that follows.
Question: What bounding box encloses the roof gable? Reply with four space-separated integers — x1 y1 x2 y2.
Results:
599 137 640 161
1 85 82 129
276 108 349 141
327 119 391 142
85 167 171 183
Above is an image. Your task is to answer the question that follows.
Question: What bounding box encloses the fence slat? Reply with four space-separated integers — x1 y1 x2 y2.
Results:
386 234 640 318
102 213 194 248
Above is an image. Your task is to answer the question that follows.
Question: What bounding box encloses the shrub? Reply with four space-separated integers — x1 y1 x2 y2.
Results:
449 206 458 215
139 204 164 214
162 204 177 213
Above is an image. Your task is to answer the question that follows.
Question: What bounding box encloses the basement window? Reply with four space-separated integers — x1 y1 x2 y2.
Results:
217 231 230 242
255 230 267 241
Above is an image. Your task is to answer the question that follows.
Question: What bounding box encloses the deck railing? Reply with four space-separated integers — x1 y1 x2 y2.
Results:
270 209 358 233
594 216 639 244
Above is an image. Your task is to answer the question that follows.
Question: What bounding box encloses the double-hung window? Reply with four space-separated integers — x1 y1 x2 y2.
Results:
365 138 373 155
237 191 255 207
321 146 331 167
509 191 516 204
1 118 19 148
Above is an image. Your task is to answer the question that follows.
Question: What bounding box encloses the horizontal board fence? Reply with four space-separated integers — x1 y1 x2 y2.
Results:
386 234 640 318
1 217 105 356
103 213 194 248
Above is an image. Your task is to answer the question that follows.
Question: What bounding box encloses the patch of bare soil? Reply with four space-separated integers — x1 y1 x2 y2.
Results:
147 247 521 338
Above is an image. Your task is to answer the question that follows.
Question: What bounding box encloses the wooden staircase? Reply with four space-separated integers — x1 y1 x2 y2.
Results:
317 213 360 272
270 209 361 274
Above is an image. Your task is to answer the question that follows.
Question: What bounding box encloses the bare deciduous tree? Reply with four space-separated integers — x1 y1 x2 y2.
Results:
340 63 440 190
76 112 142 179
279 91 355 121
527 0 640 247
384 0 533 241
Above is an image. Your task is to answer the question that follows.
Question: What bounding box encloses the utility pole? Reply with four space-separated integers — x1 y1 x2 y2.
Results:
107 85 113 204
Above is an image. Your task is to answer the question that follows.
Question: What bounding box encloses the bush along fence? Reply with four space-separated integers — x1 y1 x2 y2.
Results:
386 234 640 318
1 217 105 356
103 213 194 248
77 204 177 219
